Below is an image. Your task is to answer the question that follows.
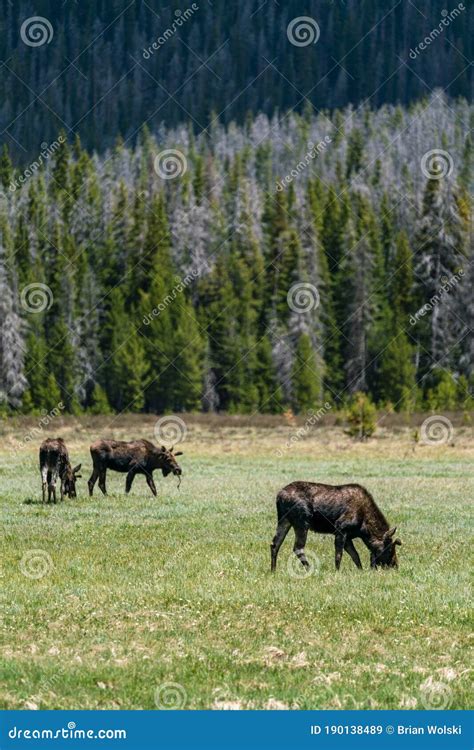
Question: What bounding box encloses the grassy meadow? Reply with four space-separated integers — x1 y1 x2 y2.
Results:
0 413 472 710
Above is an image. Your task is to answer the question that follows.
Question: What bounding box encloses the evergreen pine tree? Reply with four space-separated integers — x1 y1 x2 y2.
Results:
414 170 467 381
0 252 27 408
0 144 13 190
105 289 149 412
89 383 113 415
169 298 205 411
291 333 322 413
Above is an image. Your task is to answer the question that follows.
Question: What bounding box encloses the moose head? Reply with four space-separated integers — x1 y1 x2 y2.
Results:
158 446 183 477
63 463 82 498
374 526 402 568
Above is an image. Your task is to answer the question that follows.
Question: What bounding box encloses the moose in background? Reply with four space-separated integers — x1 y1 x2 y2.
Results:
88 439 183 497
39 438 81 503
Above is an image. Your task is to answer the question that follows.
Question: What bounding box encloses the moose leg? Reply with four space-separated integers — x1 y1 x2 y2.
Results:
270 518 291 572
41 468 48 503
49 482 57 504
334 533 346 570
88 468 99 496
98 470 107 495
293 526 309 569
344 538 362 569
125 466 139 494
48 468 58 503
145 472 157 497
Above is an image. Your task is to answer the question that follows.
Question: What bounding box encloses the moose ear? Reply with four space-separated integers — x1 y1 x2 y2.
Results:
161 445 166 452
174 451 183 456
383 527 397 546
73 464 82 474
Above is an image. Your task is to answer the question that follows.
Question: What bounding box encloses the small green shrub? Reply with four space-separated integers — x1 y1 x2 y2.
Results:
345 391 377 440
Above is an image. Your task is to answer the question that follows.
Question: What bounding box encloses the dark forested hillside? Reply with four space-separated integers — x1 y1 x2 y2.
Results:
0 95 472 416
0 0 473 160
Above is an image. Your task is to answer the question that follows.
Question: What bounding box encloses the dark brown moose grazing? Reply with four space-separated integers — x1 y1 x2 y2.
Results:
39 438 82 503
271 481 401 572
88 439 183 497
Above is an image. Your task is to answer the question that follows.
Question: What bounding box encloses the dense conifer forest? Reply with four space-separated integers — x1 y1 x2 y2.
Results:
1 0 473 160
0 93 472 415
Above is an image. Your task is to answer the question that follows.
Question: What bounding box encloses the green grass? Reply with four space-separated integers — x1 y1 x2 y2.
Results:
0 420 473 710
